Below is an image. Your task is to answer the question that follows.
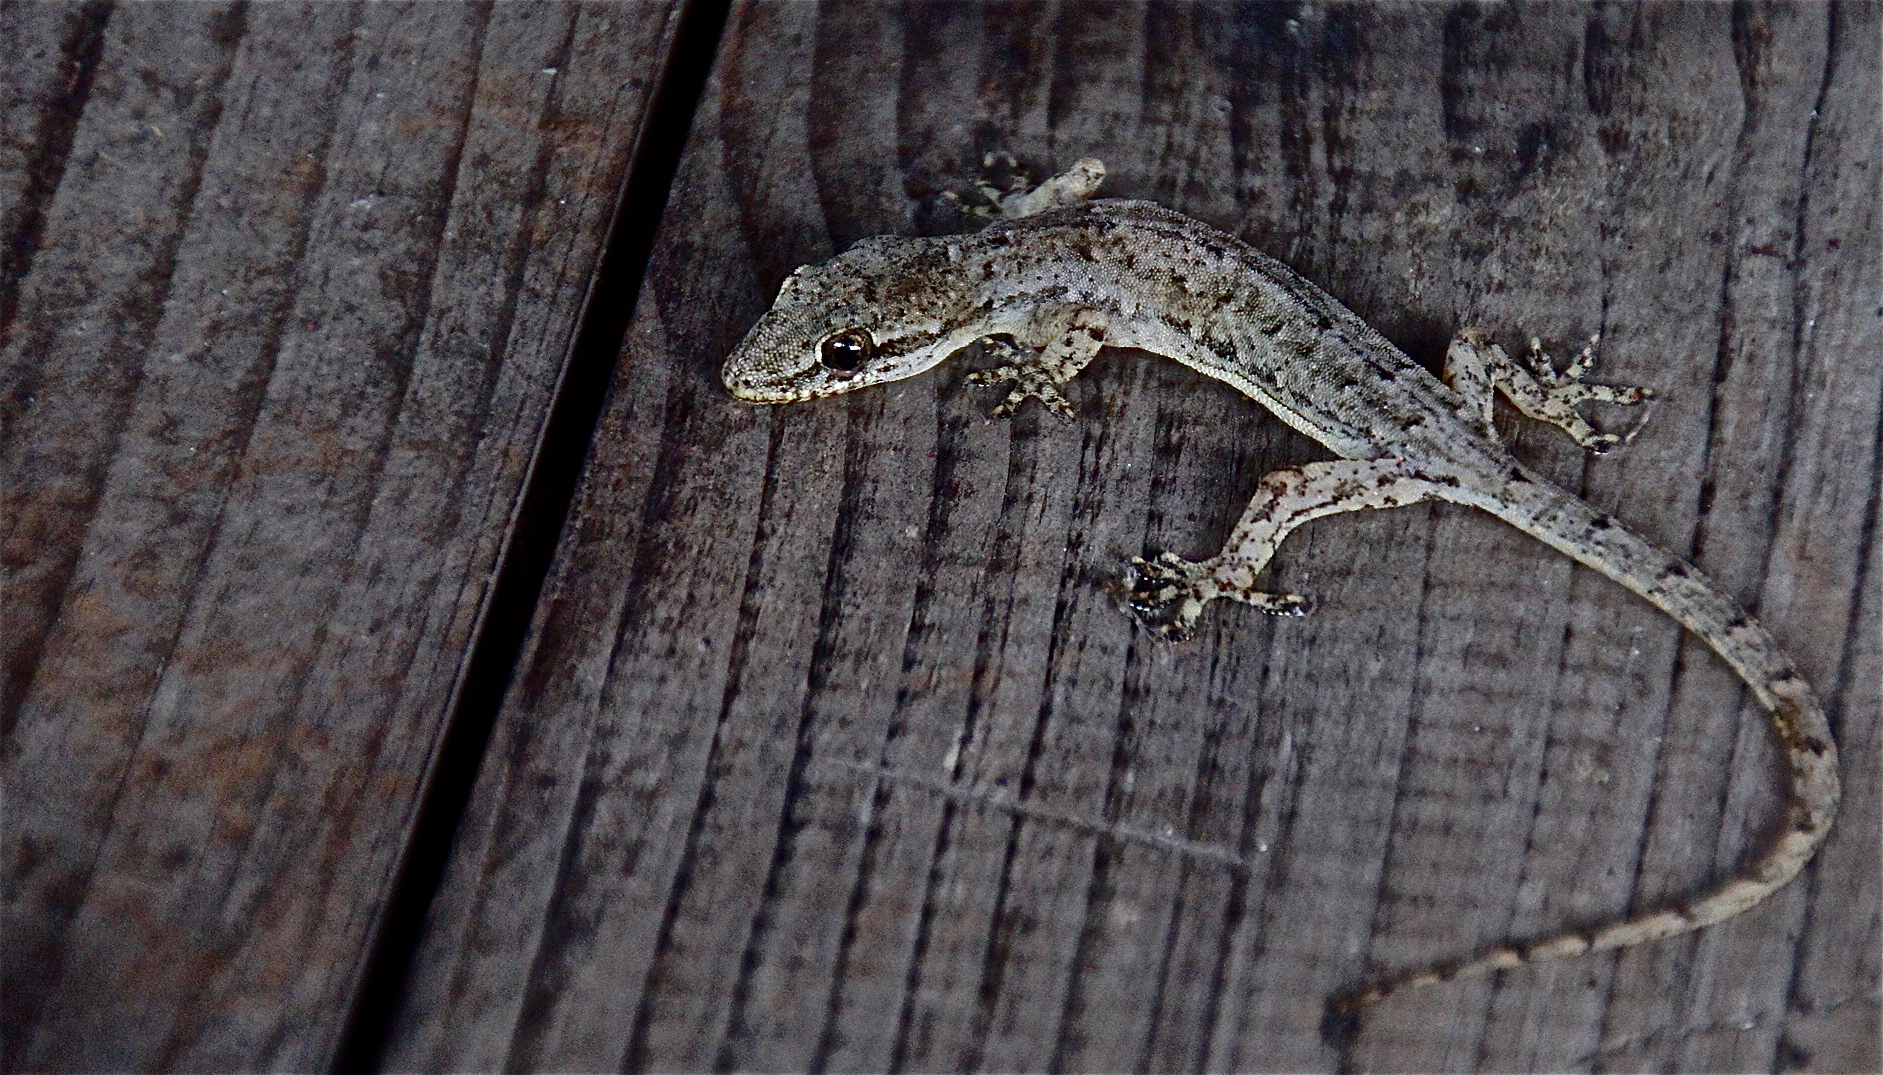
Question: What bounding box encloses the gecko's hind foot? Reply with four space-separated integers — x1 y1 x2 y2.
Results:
1117 552 1309 640
1448 329 1657 455
1118 553 1209 640
1519 334 1656 452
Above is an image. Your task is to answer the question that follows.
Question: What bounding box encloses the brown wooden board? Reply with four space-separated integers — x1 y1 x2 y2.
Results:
384 1 1882 1071
1 2 683 1069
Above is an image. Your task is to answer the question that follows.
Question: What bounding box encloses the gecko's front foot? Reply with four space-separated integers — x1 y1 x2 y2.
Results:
945 153 1107 220
1117 552 1310 641
967 333 1089 420
967 362 1076 419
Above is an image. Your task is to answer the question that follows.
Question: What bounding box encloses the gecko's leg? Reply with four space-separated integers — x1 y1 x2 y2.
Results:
968 306 1110 419
1444 327 1654 453
946 154 1107 219
1121 458 1455 640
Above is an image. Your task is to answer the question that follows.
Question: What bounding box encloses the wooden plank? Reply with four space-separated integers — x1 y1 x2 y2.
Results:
1 2 683 1069
0 0 110 333
386 2 1879 1071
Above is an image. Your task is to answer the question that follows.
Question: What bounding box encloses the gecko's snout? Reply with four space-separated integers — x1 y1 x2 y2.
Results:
722 351 824 404
721 365 781 403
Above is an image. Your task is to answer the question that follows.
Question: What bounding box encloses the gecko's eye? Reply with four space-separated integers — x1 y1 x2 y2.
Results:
819 329 874 372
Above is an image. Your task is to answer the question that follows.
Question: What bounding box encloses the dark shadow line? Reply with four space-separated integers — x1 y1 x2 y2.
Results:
330 0 731 1070
0 0 111 344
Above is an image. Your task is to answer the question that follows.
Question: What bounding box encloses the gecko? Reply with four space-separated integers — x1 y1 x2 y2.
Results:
719 157 1839 1038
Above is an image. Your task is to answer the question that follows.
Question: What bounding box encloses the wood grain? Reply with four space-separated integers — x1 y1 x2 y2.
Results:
386 4 1879 1071
1 2 681 1069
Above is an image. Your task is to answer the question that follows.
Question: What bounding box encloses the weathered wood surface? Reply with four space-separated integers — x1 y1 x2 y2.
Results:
2 2 682 1069
387 3 1878 1072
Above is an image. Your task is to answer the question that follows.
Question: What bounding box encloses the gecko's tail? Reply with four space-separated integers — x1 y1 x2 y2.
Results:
1328 476 1840 1030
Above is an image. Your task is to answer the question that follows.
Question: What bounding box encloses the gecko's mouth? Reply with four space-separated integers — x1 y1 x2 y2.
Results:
724 359 870 402
722 371 805 404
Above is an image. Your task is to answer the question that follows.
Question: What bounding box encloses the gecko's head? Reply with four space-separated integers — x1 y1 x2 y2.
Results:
722 235 974 404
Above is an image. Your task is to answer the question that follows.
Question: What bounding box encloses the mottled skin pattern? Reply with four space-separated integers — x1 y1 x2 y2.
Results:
721 161 1839 1040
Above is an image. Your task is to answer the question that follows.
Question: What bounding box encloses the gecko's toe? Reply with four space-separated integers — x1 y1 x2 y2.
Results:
1256 592 1314 615
1154 621 1195 643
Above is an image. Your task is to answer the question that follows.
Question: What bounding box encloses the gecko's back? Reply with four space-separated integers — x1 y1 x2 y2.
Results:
967 200 1508 469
